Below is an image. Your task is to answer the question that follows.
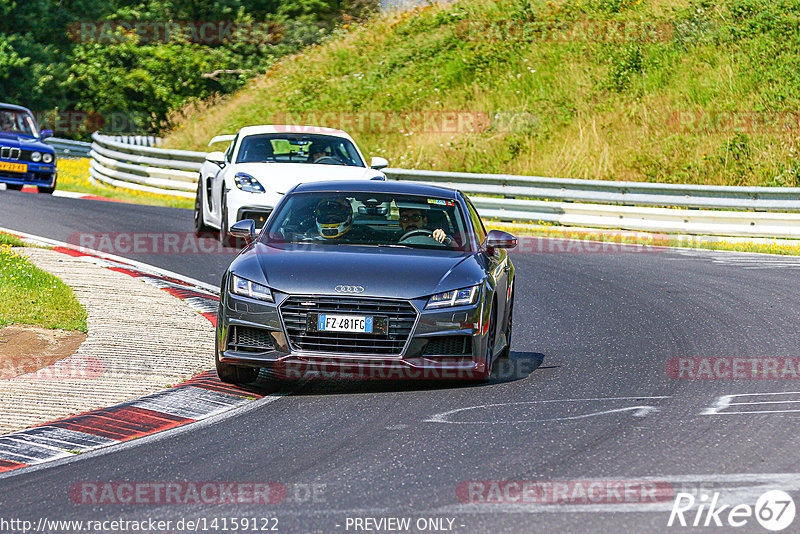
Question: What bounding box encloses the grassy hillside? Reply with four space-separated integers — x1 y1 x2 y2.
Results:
164 0 800 187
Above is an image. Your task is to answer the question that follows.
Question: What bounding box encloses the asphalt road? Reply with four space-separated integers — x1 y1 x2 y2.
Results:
2 189 800 533
0 191 237 286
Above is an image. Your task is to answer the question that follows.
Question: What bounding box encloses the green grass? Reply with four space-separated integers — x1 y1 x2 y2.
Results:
0 241 88 332
0 233 26 247
57 158 193 209
163 0 800 188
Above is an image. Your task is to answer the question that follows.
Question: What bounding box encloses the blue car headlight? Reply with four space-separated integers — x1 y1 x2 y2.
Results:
234 172 265 193
231 274 274 302
426 285 480 309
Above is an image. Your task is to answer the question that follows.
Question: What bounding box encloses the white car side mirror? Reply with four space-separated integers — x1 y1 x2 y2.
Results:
370 156 389 170
206 151 226 168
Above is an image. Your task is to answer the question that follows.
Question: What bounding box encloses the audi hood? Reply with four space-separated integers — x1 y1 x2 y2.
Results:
228 243 487 300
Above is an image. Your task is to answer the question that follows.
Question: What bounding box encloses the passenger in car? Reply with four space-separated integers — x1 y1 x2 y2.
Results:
398 207 457 247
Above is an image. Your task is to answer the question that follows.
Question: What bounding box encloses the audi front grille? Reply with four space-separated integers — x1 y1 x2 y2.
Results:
280 296 418 356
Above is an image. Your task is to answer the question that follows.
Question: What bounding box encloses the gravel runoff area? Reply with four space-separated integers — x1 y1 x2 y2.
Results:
0 248 215 434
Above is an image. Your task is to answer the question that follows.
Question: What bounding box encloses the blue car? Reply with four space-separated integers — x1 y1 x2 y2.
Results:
0 103 57 194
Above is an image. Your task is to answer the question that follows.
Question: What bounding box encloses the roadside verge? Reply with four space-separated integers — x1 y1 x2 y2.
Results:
0 233 276 475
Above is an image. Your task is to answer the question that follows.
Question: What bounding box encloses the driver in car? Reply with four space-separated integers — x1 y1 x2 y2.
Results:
304 197 375 243
398 207 455 247
308 142 333 163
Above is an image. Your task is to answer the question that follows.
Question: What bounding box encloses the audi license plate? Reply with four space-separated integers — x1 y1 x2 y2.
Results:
308 314 388 335
0 161 26 173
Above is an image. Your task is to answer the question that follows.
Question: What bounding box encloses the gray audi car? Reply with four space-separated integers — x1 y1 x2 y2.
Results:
216 180 517 383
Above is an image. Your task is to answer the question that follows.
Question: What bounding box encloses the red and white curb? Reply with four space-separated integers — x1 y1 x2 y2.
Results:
0 371 265 473
9 185 124 203
0 230 279 475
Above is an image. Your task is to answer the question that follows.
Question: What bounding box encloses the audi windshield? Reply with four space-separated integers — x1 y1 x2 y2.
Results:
263 192 472 252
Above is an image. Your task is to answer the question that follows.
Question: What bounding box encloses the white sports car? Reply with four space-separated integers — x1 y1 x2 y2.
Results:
193 125 389 243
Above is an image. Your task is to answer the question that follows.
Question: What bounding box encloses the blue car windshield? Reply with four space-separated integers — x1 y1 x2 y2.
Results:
265 192 471 251
0 109 37 138
236 134 364 166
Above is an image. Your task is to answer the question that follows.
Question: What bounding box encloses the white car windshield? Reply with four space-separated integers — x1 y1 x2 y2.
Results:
265 192 470 251
0 109 37 138
236 133 365 167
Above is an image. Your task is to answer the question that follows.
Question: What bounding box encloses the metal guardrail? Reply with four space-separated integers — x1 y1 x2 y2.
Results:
46 137 92 158
88 133 203 198
85 134 800 238
383 168 800 211
106 135 162 147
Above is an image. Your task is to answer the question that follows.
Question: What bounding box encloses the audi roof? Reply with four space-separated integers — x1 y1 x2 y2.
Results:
290 179 460 198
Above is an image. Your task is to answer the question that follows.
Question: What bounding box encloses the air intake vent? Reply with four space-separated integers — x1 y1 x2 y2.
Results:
422 335 471 356
227 325 274 353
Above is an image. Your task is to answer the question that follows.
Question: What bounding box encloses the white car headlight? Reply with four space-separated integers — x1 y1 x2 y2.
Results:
231 274 274 302
234 172 265 193
42 153 54 163
426 285 480 309
31 152 41 162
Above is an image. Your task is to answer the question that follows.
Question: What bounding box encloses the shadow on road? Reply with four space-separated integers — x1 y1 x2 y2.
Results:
252 351 547 396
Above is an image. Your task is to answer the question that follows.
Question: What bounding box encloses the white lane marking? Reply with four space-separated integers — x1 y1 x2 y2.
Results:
424 396 670 424
431 473 800 514
702 391 800 415
669 250 800 269
52 190 91 199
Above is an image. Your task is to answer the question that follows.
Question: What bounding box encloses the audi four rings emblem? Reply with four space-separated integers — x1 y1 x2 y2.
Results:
335 285 364 293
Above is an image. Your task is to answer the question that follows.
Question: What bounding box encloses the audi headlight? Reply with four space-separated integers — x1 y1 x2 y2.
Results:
426 285 480 309
42 153 54 163
234 172 265 193
31 151 41 162
231 274 274 302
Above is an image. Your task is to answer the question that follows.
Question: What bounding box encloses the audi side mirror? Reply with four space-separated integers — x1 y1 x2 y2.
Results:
230 219 256 243
206 150 226 168
484 230 518 253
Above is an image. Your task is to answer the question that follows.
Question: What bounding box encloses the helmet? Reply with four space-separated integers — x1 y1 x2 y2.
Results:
315 198 353 239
